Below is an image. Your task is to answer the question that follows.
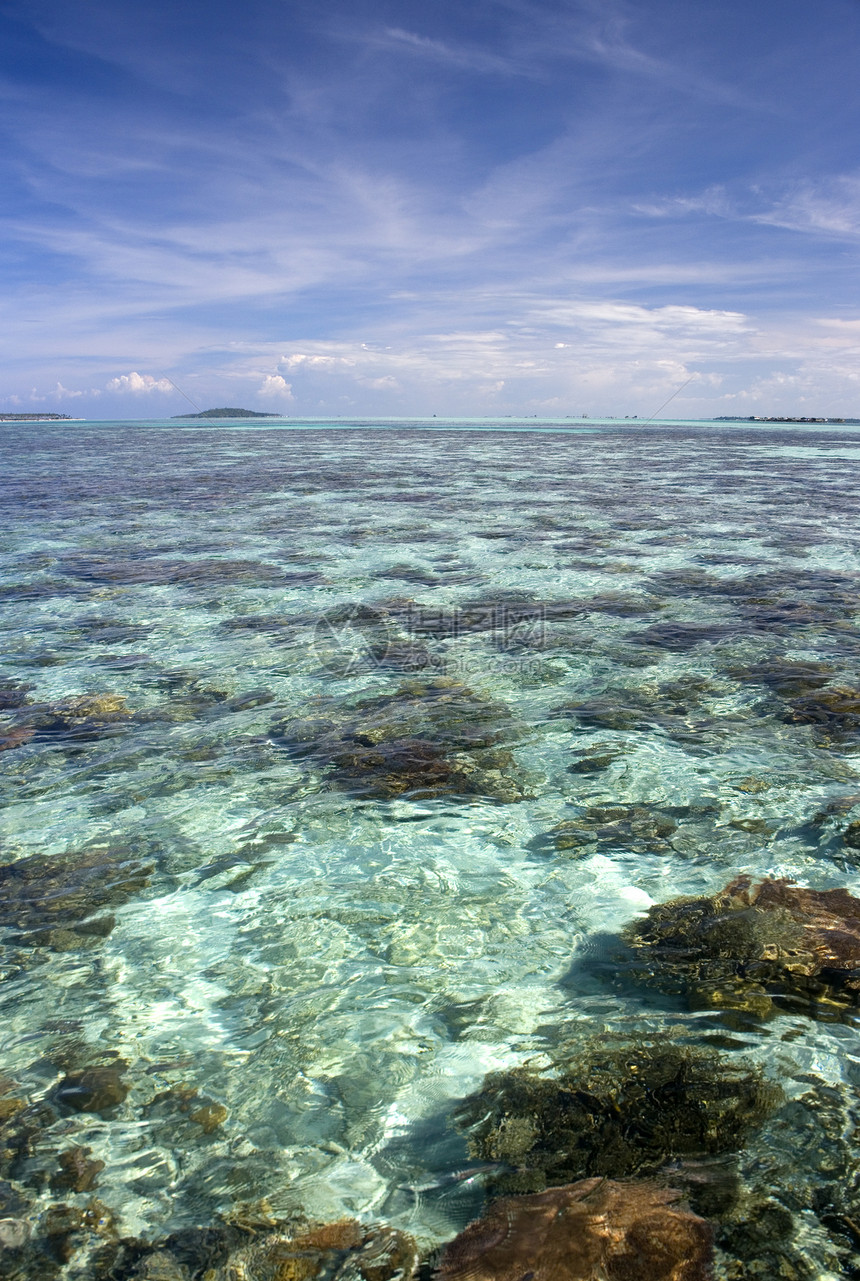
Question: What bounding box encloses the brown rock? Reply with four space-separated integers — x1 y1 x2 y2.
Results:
0 724 35 752
219 1218 417 1281
624 876 860 1019
0 845 151 949
52 1146 105 1192
56 1064 129 1113
437 1179 712 1281
0 1098 26 1124
189 1102 228 1134
843 820 860 850
784 685 860 742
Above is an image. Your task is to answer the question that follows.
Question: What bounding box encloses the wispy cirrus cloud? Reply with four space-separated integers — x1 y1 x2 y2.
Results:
634 173 860 244
752 175 860 239
1 0 860 417
366 26 527 76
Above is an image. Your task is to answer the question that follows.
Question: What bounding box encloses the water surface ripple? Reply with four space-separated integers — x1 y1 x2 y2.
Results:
1 420 860 1278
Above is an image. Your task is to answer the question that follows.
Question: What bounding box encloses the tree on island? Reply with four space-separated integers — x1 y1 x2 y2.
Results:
172 407 282 419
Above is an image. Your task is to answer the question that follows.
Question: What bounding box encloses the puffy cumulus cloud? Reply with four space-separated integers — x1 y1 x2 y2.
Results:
258 374 293 399
106 371 172 394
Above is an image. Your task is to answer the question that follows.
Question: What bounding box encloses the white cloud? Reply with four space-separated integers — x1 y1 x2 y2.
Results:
106 371 172 393
217 298 759 416
753 176 860 239
372 27 524 76
258 374 293 399
279 353 348 371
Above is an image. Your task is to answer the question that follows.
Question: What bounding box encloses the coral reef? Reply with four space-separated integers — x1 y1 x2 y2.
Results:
454 1040 779 1196
623 875 860 1020
783 685 860 745
272 678 529 801
437 1178 713 1281
89 1215 417 1281
10 693 133 745
0 844 153 950
551 805 678 855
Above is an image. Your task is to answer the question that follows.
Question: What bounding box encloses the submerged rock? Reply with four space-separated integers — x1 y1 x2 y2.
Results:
554 677 732 749
70 616 154 646
144 1083 228 1134
566 743 627 773
623 875 860 1020
51 1146 105 1192
454 1039 779 1195
367 639 445 674
0 681 33 711
0 1089 56 1198
222 1219 418 1281
272 679 529 802
783 685 860 744
843 819 860 850
437 1178 713 1281
57 554 287 587
0 724 36 752
627 622 733 651
55 1062 129 1114
41 1199 117 1265
14 692 133 745
92 1216 417 1281
726 657 836 698
551 805 677 856
0 844 153 950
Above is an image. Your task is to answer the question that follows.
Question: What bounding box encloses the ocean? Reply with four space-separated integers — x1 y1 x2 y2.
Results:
1 417 860 1278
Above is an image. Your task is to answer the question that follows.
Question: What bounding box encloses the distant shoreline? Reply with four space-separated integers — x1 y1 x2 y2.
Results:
713 415 857 424
0 413 77 422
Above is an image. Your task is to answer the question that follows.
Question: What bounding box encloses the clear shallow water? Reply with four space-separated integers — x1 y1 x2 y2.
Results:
1 420 860 1277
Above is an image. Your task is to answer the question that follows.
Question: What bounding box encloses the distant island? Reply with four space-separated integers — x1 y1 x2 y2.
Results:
172 407 282 419
0 413 74 422
713 415 857 424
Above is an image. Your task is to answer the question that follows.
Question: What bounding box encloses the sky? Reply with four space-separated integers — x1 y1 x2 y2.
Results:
2 0 860 419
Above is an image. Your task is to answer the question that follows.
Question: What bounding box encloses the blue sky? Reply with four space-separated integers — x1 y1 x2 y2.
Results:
2 0 860 418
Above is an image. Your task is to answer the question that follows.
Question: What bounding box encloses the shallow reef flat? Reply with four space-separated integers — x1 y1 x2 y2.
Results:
1 421 860 1277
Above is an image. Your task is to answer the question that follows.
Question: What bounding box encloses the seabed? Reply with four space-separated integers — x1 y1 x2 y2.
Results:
1 418 860 1278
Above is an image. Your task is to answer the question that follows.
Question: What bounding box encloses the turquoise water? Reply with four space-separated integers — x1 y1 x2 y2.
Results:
2 419 860 1277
